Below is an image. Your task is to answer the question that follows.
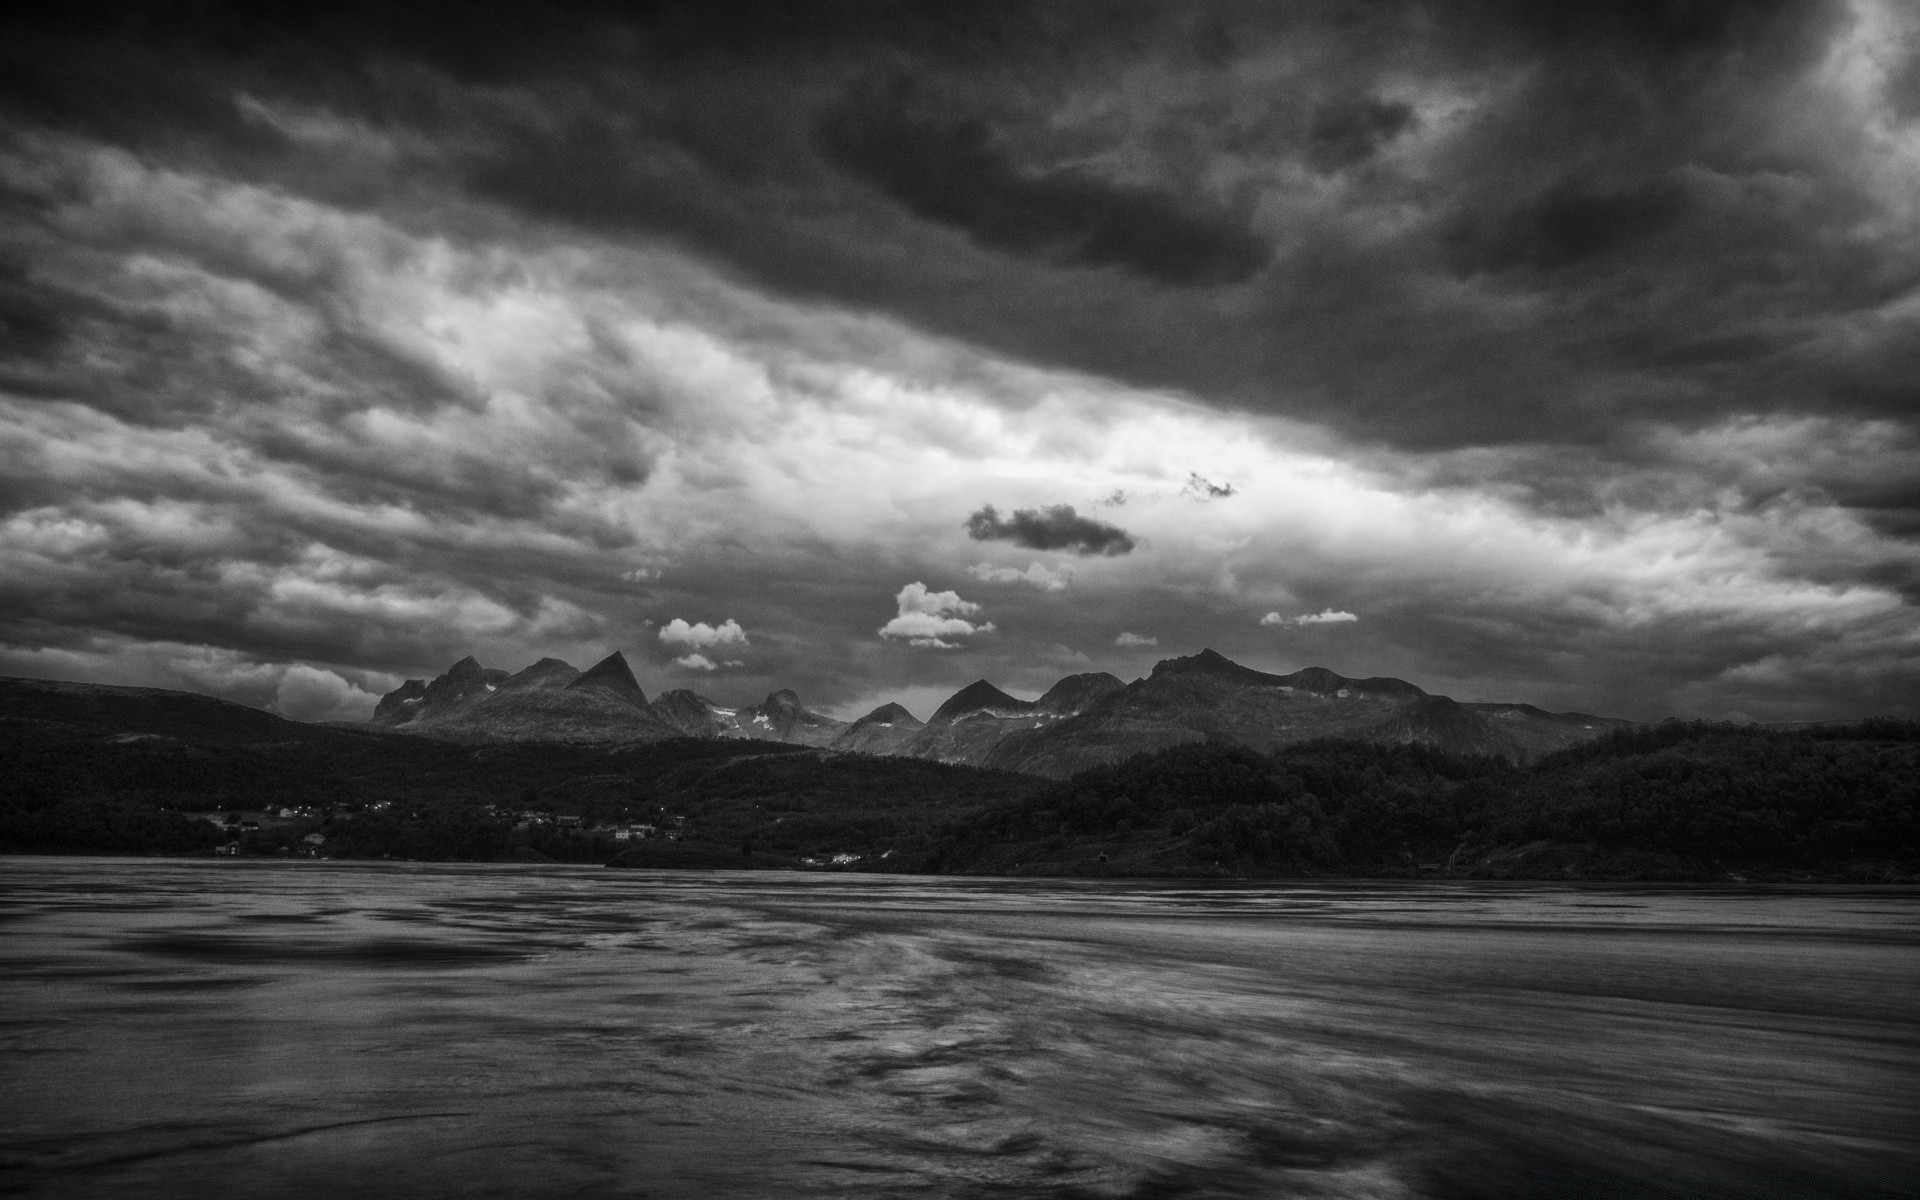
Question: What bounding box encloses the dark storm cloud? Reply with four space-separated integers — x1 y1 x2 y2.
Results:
966 505 1135 557
12 0 1902 449
1446 176 1692 274
1305 95 1418 174
818 93 1270 286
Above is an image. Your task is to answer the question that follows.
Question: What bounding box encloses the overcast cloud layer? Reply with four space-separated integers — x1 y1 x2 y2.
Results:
0 0 1915 723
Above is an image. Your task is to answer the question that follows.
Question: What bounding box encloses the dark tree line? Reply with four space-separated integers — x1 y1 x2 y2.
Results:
4 698 1913 878
915 722 1919 878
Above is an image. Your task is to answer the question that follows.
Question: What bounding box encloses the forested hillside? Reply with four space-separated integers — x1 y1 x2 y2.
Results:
916 721 1920 881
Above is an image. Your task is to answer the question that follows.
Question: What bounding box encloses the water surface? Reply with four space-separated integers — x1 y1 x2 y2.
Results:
2 858 1915 1198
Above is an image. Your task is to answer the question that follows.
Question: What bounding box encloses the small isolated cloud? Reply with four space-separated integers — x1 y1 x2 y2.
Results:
673 653 718 671
965 504 1135 556
1115 632 1158 646
1183 473 1236 499
1297 609 1359 625
967 561 1072 591
1262 609 1360 626
659 618 749 650
879 582 994 650
621 567 660 583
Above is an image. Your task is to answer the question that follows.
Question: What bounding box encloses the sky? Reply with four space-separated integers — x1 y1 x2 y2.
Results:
1 0 1916 724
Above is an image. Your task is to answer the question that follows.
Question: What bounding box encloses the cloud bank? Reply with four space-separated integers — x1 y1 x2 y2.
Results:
0 0 1911 724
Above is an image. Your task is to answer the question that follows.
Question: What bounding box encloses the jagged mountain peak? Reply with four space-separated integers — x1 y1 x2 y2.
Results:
568 651 645 701
932 680 1033 723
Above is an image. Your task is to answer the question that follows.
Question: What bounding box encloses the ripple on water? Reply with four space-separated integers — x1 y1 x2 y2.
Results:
114 933 528 967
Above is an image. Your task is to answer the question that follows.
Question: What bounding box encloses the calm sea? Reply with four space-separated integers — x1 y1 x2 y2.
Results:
1 858 1915 1198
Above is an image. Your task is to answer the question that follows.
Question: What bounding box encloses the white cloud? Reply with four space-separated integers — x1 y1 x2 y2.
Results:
673 653 717 671
1298 609 1359 624
967 561 1072 591
659 618 749 650
273 664 383 722
1263 609 1359 626
879 582 995 648
1115 632 1158 646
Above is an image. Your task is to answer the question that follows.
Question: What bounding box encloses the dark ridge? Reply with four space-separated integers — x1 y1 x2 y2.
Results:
498 658 578 691
1151 652 1427 699
1284 665 1348 692
1035 672 1125 715
652 688 717 711
762 689 803 714
1466 701 1614 725
648 689 721 737
0 676 342 746
1151 649 1290 685
1367 693 1496 751
371 679 426 724
567 652 645 701
1282 666 1425 699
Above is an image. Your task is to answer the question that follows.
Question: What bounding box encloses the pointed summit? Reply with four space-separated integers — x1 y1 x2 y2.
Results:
446 655 486 680
568 652 646 703
850 701 920 729
830 700 927 755
931 680 1033 723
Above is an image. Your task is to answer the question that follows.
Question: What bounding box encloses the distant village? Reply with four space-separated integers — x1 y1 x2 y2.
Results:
173 801 872 868
180 802 682 859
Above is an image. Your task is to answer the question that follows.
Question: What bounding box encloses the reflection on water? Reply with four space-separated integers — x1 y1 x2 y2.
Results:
1 860 1915 1198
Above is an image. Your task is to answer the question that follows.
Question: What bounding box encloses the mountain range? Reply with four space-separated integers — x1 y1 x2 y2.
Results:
370 649 1635 776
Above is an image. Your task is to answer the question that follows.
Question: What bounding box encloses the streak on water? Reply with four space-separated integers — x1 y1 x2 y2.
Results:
0 859 1914 1198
